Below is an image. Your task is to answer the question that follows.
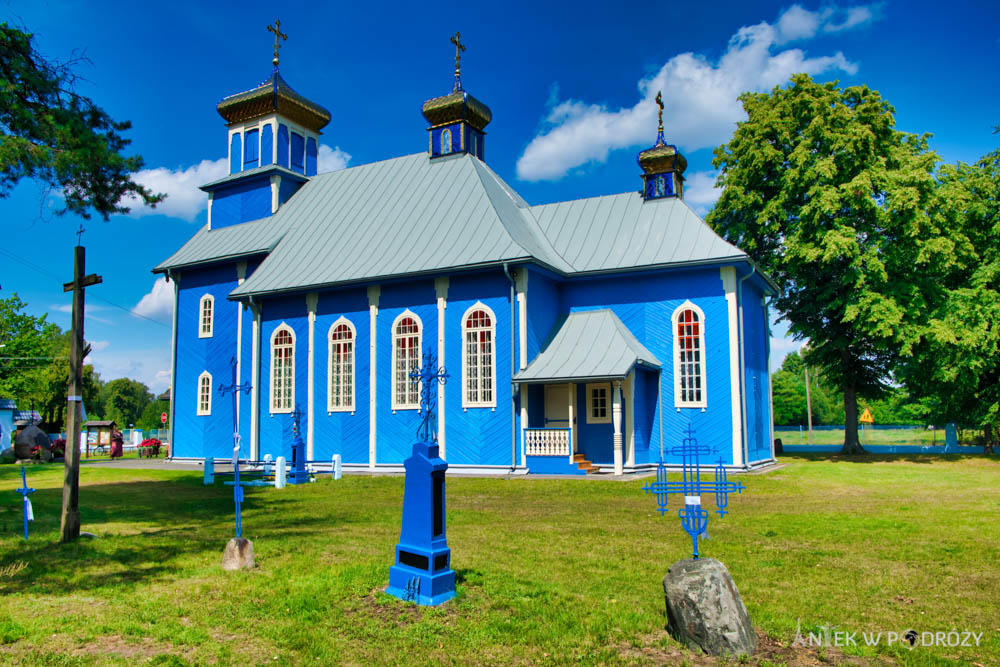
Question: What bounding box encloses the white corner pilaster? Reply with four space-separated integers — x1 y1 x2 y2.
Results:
207 191 214 230
626 371 635 467
613 380 623 475
306 292 318 461
435 277 449 457
235 263 247 434
270 175 281 214
515 270 528 370
250 302 261 460
567 382 575 464
722 267 743 467
168 273 180 455
368 285 380 469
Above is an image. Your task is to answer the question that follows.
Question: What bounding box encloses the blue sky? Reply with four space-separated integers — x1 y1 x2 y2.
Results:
2 0 998 393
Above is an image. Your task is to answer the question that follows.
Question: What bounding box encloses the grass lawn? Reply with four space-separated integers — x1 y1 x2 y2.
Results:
1 455 998 665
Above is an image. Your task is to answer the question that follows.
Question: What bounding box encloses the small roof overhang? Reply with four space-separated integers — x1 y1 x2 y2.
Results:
513 309 661 384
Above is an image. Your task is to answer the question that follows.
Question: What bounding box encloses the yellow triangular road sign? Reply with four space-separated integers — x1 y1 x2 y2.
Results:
859 407 874 424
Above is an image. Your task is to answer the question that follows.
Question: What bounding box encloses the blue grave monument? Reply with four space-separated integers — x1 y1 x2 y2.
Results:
287 408 308 485
386 351 455 606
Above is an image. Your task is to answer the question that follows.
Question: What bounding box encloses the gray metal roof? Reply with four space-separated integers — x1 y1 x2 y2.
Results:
528 192 745 273
0 399 15 410
514 309 661 383
154 217 290 273
230 153 573 297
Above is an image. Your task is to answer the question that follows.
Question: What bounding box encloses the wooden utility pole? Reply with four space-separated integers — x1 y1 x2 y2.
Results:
804 366 813 445
60 244 102 543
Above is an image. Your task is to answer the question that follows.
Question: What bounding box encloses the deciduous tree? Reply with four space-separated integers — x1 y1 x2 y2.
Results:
707 74 950 454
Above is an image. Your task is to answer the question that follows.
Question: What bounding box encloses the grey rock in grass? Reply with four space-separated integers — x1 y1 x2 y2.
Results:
662 558 756 657
222 537 255 570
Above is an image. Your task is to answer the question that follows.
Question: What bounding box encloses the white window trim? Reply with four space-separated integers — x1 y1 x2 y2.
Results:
461 302 497 409
198 294 214 338
327 317 356 413
586 382 612 424
672 300 708 409
197 371 213 416
270 323 296 414
391 310 422 411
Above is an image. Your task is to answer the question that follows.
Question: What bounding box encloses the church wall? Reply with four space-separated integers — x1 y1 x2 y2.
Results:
259 297 310 461
236 260 259 460
525 268 560 362
211 176 272 229
376 281 438 463
442 270 514 467
741 280 773 463
174 264 241 460
313 288 370 464
559 268 737 465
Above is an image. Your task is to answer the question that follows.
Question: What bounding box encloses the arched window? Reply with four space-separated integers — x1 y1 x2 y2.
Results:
392 313 421 409
271 325 295 413
463 304 496 407
441 128 451 155
655 175 666 197
197 371 212 416
199 294 214 338
328 319 355 411
672 303 707 408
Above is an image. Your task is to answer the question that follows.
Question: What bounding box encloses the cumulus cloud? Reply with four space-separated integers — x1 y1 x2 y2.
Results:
49 303 112 324
132 277 173 323
124 143 351 221
516 4 879 181
683 171 723 216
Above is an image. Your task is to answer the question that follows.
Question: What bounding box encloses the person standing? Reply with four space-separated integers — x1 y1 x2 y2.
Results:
110 427 124 459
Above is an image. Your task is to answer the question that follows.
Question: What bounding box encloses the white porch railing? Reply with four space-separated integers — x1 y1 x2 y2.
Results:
525 428 571 456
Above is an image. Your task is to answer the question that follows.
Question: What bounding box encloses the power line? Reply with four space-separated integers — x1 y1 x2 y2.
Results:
0 247 171 329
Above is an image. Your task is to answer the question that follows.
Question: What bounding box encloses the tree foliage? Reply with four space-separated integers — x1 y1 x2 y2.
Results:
0 23 163 219
707 74 950 454
98 377 153 428
771 351 843 426
897 148 1000 439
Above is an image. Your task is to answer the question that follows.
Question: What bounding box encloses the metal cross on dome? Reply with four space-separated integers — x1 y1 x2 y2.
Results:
410 350 449 443
218 357 252 538
642 424 746 560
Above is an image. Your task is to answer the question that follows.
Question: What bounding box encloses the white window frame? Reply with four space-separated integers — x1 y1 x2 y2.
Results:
672 301 708 409
391 310 422 411
270 324 296 414
586 382 611 424
441 127 451 154
199 294 214 338
327 317 356 412
461 302 497 409
197 371 213 416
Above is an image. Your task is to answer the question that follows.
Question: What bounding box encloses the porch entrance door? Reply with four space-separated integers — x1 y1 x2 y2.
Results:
544 385 569 426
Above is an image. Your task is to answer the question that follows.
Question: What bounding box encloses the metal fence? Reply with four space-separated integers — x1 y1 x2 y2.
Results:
774 424 984 447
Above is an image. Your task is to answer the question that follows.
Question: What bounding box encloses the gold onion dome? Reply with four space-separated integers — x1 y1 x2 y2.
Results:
421 90 492 130
637 91 686 175
217 71 331 133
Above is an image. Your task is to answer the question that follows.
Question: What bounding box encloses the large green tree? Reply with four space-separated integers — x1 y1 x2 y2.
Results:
707 74 951 454
0 23 163 219
0 293 60 405
98 378 153 428
897 148 1000 449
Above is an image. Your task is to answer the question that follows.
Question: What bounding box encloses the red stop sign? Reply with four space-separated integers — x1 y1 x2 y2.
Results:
161 412 167 424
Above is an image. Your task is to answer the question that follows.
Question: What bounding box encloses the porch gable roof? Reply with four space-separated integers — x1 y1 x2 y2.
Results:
514 309 661 384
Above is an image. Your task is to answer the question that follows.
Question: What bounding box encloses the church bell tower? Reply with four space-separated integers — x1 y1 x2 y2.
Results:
638 91 687 201
421 32 492 160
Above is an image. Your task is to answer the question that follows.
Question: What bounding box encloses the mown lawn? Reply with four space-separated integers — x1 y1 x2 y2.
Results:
1 455 998 665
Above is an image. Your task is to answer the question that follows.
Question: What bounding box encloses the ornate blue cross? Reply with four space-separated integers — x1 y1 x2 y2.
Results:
410 350 449 443
642 425 745 559
15 466 35 540
218 357 252 538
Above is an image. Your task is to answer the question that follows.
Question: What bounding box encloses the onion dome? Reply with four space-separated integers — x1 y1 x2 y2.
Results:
421 90 492 131
217 71 331 133
638 91 686 200
422 32 490 160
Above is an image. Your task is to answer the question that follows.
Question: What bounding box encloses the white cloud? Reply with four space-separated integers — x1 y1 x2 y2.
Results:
87 340 110 353
132 277 173 323
683 171 722 216
317 144 351 174
123 143 351 221
125 158 228 221
516 4 879 182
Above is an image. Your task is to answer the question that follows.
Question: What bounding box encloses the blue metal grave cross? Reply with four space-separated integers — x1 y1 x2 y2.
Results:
410 350 449 443
642 425 745 559
218 357 252 538
15 466 36 540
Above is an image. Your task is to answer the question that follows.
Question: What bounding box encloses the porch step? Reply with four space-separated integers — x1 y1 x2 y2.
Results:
572 453 600 474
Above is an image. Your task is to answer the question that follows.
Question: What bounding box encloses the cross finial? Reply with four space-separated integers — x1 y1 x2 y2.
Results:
267 20 288 68
655 91 664 137
450 31 466 92
75 223 85 246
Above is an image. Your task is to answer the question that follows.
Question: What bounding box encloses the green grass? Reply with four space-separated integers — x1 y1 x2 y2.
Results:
1 455 998 665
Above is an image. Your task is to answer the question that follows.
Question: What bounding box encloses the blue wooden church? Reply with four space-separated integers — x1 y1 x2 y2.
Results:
154 34 776 475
